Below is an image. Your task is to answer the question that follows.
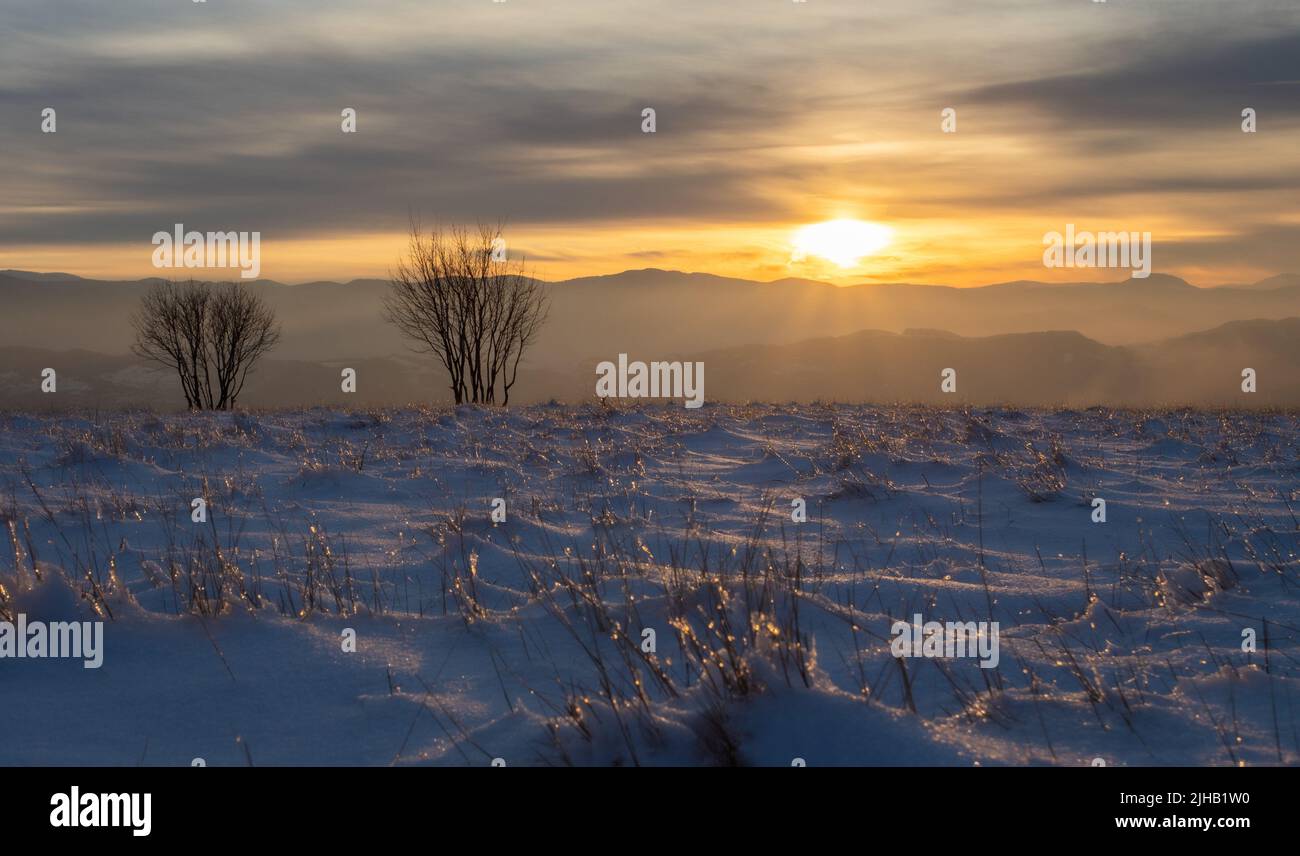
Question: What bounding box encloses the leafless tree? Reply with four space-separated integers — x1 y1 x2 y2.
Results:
132 279 281 410
385 222 548 405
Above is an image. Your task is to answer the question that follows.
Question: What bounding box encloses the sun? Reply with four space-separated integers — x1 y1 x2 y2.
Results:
791 219 893 269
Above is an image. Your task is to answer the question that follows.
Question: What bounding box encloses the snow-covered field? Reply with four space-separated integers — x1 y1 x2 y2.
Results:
1 405 1297 766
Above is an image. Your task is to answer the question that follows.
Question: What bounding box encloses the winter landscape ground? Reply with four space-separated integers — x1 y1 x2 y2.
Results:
1 403 1297 766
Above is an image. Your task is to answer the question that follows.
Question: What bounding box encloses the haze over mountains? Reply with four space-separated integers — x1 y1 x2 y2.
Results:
1 269 1297 408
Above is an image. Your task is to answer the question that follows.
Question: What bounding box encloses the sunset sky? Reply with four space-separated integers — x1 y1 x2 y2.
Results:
2 0 1298 285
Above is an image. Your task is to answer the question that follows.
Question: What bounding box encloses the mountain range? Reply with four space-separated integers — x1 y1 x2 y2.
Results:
1 269 1296 408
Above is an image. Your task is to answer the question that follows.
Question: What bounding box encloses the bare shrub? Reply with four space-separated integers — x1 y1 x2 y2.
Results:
131 279 280 410
385 222 548 405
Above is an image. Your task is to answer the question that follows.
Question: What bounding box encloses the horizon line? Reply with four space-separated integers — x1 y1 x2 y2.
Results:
4 267 1297 291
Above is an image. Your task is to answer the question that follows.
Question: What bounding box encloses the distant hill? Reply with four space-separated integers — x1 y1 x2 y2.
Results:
682 319 1300 406
2 317 1296 409
2 270 1298 373
1214 273 1300 291
0 270 87 282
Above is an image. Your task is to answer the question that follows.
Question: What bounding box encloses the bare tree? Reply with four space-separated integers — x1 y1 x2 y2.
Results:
206 283 282 408
385 222 548 405
132 279 281 410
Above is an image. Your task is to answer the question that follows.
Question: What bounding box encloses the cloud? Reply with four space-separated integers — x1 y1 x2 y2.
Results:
0 0 1297 284
965 32 1300 131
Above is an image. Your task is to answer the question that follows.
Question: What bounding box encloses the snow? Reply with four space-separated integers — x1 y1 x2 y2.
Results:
0 404 1297 766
